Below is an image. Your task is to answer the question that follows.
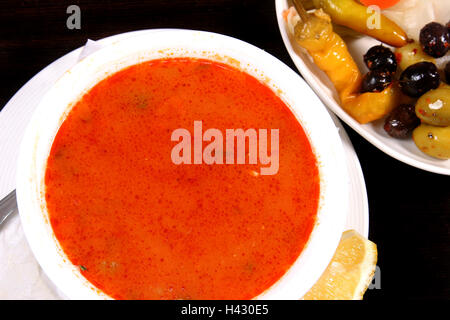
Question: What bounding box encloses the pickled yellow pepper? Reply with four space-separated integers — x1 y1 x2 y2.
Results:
311 0 408 47
292 8 400 124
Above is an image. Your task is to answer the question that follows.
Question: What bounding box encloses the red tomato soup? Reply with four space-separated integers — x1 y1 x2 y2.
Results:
45 58 320 300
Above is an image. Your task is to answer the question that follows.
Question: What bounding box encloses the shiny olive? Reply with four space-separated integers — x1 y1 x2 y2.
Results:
399 62 440 97
363 45 397 73
395 42 435 71
415 86 450 127
384 104 420 139
361 70 392 93
413 124 450 159
419 22 450 58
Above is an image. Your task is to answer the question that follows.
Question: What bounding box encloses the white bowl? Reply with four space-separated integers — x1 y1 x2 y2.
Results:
16 29 349 299
275 0 450 175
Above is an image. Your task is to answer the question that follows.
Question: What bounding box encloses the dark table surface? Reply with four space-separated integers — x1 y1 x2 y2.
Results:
1 0 448 300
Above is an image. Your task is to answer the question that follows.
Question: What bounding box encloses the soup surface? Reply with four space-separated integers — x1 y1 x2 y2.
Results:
45 58 319 299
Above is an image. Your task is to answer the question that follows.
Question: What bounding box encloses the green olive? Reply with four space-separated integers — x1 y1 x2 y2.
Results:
413 124 450 159
395 42 435 71
415 85 450 126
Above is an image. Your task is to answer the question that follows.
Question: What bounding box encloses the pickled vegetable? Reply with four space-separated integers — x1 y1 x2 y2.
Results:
310 0 408 47
415 85 450 127
384 104 420 139
413 124 450 159
341 84 400 124
399 62 440 97
360 0 401 10
364 45 397 73
419 22 450 58
395 42 435 71
361 70 392 93
289 4 400 124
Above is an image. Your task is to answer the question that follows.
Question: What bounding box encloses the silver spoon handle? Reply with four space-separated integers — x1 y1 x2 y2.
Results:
0 190 17 226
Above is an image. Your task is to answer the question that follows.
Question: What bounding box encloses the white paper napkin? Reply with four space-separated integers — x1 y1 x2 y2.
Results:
0 40 104 299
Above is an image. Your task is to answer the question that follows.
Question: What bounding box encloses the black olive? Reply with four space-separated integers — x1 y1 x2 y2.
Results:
384 104 420 139
363 45 397 73
419 22 450 58
399 62 440 97
445 61 450 85
361 70 392 93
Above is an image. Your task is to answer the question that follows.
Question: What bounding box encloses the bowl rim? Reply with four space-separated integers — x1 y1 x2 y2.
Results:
16 29 349 300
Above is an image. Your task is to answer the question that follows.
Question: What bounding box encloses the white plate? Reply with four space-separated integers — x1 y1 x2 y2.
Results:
275 0 450 175
1 29 367 299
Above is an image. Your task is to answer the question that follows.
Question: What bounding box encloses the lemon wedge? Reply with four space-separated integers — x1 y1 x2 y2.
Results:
303 229 377 300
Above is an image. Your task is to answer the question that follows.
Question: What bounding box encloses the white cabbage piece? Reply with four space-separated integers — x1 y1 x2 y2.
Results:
382 0 450 42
